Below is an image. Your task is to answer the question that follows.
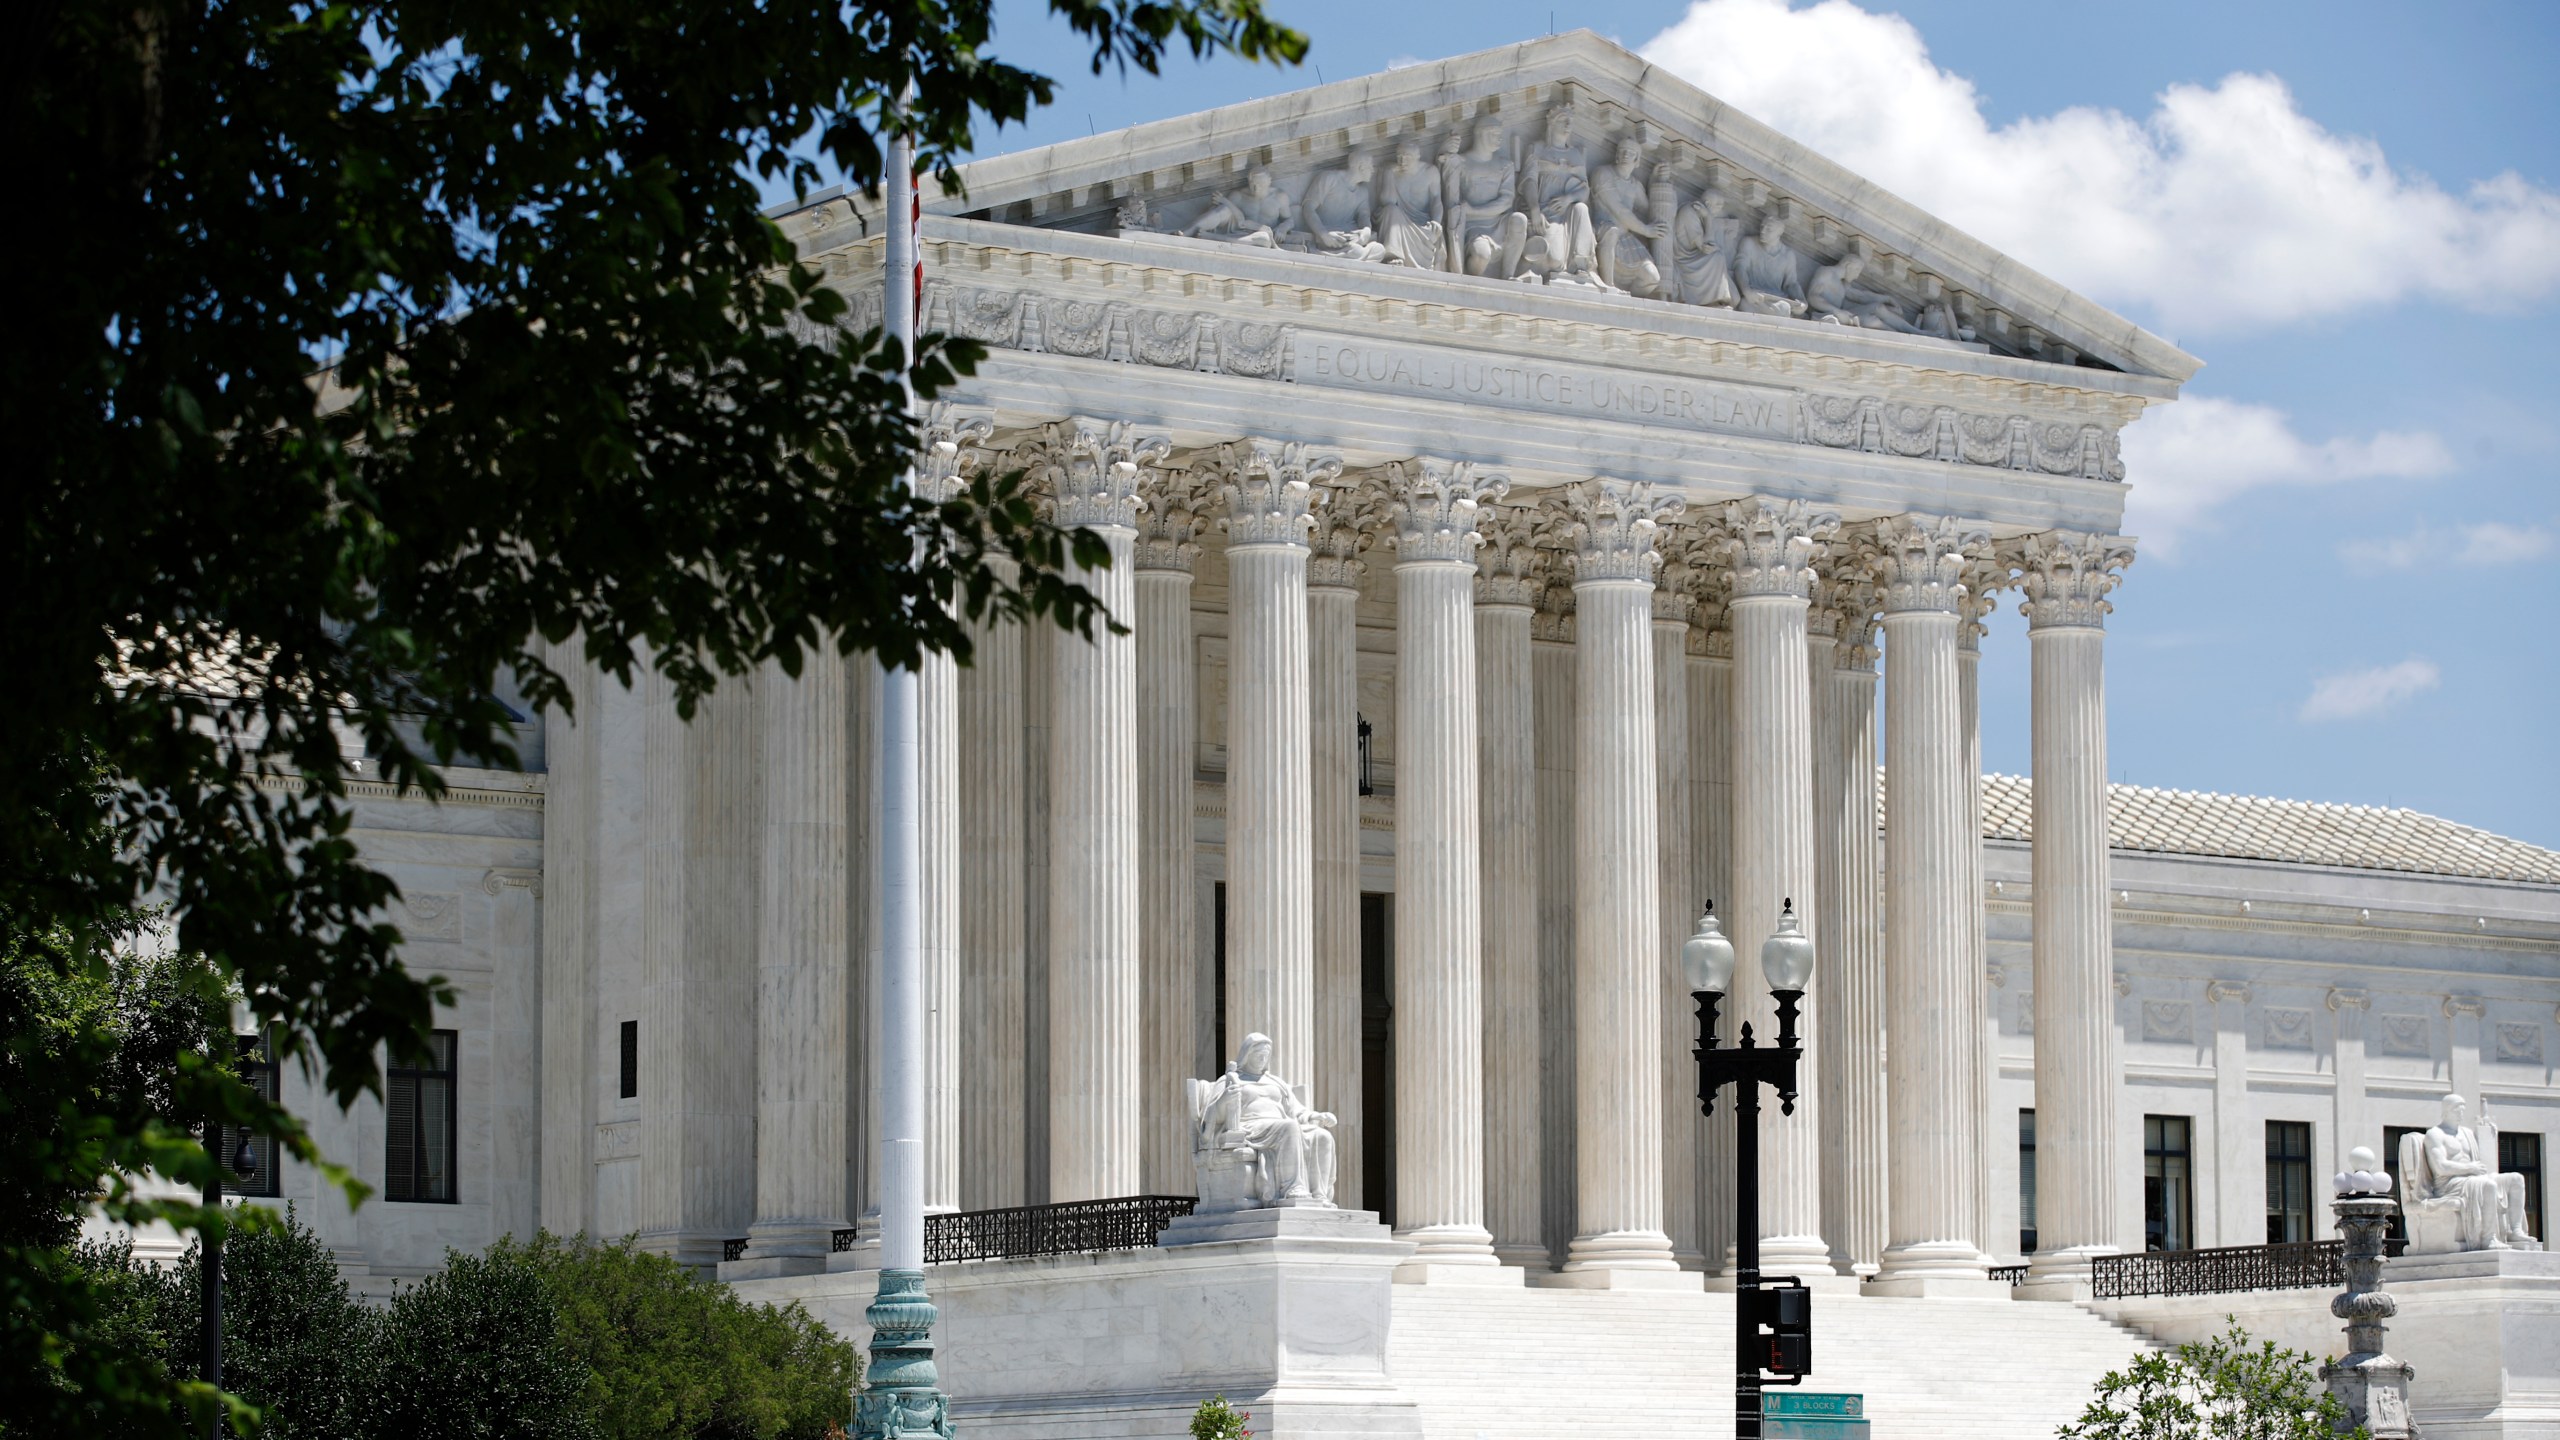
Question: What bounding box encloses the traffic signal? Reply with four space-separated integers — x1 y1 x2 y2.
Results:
1754 1278 1812 1379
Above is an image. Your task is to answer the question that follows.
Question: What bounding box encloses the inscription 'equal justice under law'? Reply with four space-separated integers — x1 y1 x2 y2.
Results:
1293 333 1795 439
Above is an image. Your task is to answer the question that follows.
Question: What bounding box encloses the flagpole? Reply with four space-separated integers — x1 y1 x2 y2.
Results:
856 94 950 1440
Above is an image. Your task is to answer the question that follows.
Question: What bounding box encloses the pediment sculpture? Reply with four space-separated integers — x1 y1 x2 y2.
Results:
1125 100 1977 345
2396 1093 2544 1254
1186 1032 1339 1213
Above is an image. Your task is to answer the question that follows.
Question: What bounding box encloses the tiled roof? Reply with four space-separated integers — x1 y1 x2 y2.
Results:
1969 774 2560 886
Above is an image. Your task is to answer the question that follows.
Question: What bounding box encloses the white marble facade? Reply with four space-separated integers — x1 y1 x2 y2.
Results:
166 37 2560 1330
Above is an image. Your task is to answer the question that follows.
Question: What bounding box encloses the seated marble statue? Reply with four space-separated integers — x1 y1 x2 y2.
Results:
1186 1032 1338 1212
1376 138 1447 270
1670 191 1742 308
1734 212 1808 317
1299 154 1389 263
2397 1093 2542 1254
1182 167 1297 248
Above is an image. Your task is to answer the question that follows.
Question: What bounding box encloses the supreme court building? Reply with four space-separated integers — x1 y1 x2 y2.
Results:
158 33 2560 1439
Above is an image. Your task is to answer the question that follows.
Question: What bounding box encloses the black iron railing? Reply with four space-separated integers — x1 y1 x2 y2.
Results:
722 1237 750 1263
819 1195 1199 1264
2091 1240 2343 1299
1988 1263 2029 1284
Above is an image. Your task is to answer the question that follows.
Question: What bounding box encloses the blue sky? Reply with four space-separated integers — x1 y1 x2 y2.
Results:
870 0 2560 846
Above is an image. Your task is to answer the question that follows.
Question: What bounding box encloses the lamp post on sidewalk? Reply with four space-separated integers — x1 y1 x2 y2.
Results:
1685 900 1817 1440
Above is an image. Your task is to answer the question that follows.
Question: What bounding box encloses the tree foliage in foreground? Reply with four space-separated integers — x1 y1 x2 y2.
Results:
2059 1321 2363 1440
5 0 1302 1431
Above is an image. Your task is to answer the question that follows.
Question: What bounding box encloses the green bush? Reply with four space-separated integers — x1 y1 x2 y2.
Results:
503 1233 857 1440
1189 1394 1251 1440
374 1242 599 1440
155 1209 382 1440
2060 1320 2362 1440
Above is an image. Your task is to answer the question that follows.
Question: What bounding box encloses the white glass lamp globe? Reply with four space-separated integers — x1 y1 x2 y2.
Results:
1681 906 1736 996
1762 899 1815 995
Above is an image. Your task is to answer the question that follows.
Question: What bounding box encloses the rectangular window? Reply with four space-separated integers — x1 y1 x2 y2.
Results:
385 1030 458 1204
223 1032 281 1199
2501 1132 2545 1246
1212 882 1228 1066
2384 1125 2424 1248
617 1020 638 1100
2265 1120 2315 1244
2144 1114 2194 1252
2018 1108 2038 1255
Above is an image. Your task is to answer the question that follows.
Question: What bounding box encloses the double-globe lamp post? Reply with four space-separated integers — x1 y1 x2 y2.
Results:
1683 899 1817 1440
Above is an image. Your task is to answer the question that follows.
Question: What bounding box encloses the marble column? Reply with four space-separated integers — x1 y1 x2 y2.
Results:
959 552 1029 1212
1871 516 1995 1286
1389 458 1507 1269
1813 572 1885 1276
915 409 981 1221
1217 441 1335 1071
1136 467 1208 1196
1309 490 1370 1206
1688 600 1736 1271
538 633 598 1237
1563 479 1684 1278
1652 560 1703 1271
1475 509 1545 1270
1532 564 1579 1266
747 637 852 1265
2014 531 2135 1288
1958 557 2008 1261
1040 420 1162 1201
2328 988 2371 1183
1715 498 1839 1278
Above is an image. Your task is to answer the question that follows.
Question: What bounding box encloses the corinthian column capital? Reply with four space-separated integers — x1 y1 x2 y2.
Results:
1715 497 1841 599
1472 503 1545 609
1135 467 1210 573
1214 439 1344 548
915 402 996 503
1865 514 1993 616
1032 417 1168 530
1958 553 2016 651
1567 478 1683 584
1307 471 1383 590
2008 530 2136 630
1387 458 1509 566
1820 572 1883 672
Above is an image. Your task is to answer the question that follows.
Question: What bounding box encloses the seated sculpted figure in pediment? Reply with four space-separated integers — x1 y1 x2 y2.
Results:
2398 1093 2542 1254
1187 1032 1338 1213
1181 166 1298 249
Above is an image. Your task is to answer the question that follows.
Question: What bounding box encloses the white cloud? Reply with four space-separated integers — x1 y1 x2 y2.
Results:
1383 54 1427 71
1637 0 2560 334
2338 520 2555 572
2117 396 2453 554
2300 657 2441 723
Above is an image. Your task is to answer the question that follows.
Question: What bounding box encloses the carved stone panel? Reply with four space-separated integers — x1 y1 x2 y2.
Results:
2372 1013 2433 1060
2494 1023 2545 1065
2261 1007 2315 1052
396 891 462 943
2141 1001 2193 1045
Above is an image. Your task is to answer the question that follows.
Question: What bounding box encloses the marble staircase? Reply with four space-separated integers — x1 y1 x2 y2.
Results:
1387 1283 2158 1439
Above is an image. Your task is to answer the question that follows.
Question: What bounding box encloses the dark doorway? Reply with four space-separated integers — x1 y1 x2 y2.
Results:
1360 892 1394 1227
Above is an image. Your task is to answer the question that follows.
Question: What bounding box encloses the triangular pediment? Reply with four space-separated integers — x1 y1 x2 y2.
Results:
927 31 2196 383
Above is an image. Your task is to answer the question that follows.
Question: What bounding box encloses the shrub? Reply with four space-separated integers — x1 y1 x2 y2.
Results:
155 1207 382 1440
506 1233 857 1440
2060 1320 2362 1440
1189 1394 1251 1440
373 1243 599 1440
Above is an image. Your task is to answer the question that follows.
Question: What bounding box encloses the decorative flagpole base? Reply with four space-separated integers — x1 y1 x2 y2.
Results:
856 1269 952 1440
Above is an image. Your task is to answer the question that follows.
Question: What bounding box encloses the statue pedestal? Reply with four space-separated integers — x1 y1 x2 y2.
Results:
2322 1352 2417 1440
732 1206 1421 1439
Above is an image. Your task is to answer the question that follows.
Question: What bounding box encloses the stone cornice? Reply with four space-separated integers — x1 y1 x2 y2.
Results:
1386 458 1508 567
1567 479 1682 585
2009 529 2135 631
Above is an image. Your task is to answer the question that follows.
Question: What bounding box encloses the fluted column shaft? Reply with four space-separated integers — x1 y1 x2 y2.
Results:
1532 590 1578 1268
1653 596 1702 1270
2019 533 2134 1281
538 634 598 1236
1565 481 1679 1273
1390 461 1501 1264
1136 480 1206 1196
1045 424 1156 1201
1689 631 1735 1269
960 560 1028 1210
1722 500 1835 1276
1219 444 1329 1068
1475 553 1542 1268
919 640 962 1217
1816 619 1884 1274
1957 567 2000 1260
1310 520 1366 1206
1874 517 1991 1282
750 649 852 1259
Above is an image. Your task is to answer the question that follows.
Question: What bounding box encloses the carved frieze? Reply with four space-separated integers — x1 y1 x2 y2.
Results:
2373 1013 2433 1060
